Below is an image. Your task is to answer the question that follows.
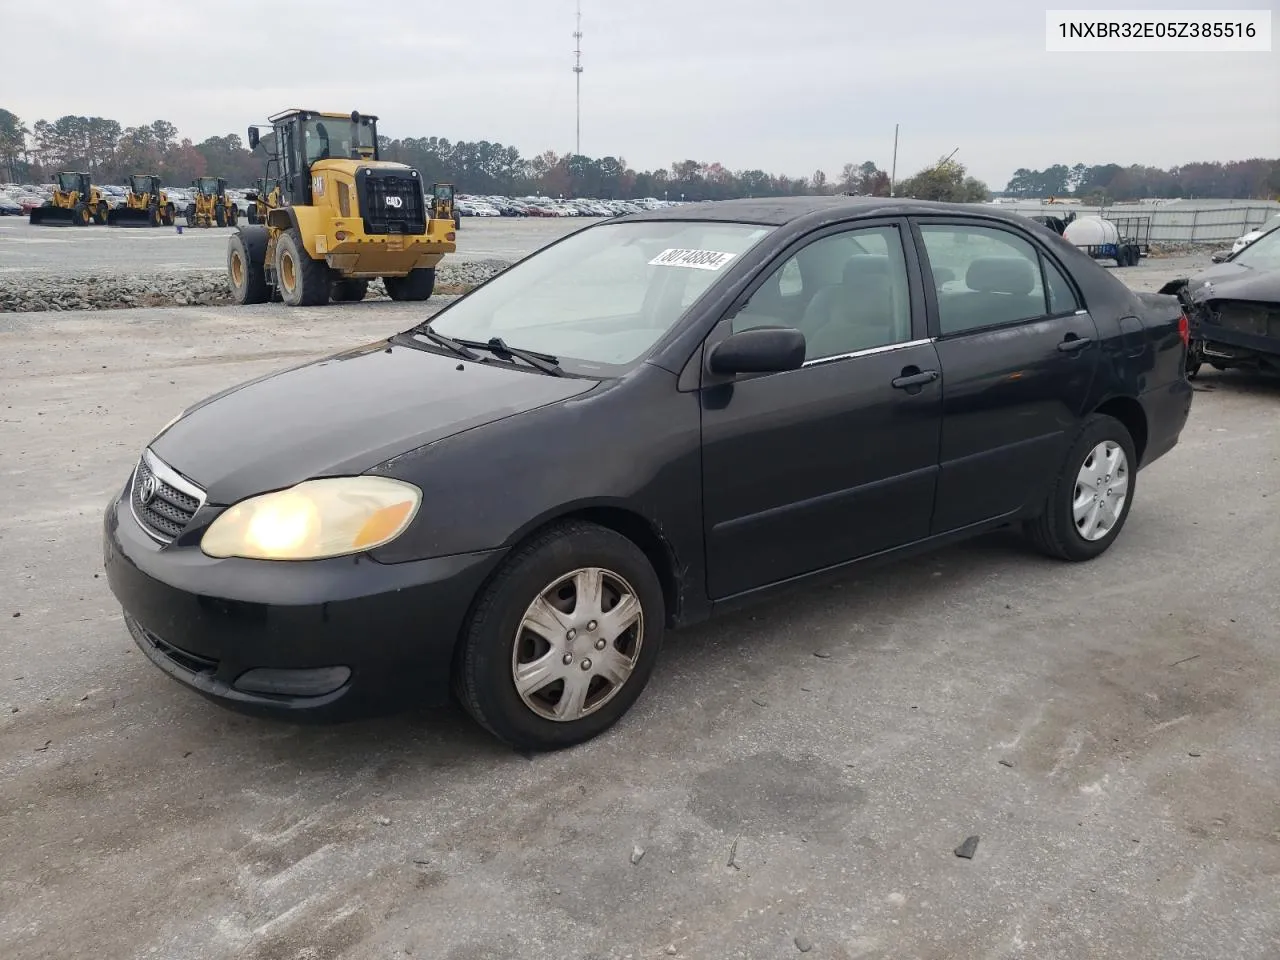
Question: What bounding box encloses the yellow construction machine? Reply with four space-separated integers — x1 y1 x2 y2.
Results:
186 177 238 228
29 172 109 226
244 177 280 225
227 108 457 306
107 174 177 227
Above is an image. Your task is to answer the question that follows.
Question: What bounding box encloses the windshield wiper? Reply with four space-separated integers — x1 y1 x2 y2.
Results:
455 336 565 376
413 324 480 360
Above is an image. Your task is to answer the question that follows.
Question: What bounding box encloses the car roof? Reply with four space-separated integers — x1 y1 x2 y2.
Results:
619 195 1035 227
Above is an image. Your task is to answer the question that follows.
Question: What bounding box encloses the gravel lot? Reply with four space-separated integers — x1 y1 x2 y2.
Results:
1 252 1278 960
0 214 595 274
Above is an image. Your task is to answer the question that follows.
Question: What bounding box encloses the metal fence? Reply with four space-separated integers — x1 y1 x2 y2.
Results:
992 201 1280 244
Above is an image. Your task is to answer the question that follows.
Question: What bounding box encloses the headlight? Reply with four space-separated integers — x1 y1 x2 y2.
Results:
200 476 422 561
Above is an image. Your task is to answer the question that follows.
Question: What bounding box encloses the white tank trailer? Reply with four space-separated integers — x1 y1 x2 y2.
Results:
1063 215 1144 267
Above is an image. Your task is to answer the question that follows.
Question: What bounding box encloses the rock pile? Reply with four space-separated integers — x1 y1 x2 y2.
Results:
0 258 511 314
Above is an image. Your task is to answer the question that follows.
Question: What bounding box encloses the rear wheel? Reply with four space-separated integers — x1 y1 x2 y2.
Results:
214 203 227 227
453 521 665 751
383 267 436 301
330 279 369 302
274 228 331 307
1026 413 1137 562
227 226 270 305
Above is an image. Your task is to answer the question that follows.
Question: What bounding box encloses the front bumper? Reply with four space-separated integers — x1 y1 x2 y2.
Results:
103 486 504 721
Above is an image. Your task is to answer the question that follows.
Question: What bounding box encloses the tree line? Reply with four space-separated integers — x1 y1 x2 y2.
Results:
3 108 1275 204
1003 160 1280 203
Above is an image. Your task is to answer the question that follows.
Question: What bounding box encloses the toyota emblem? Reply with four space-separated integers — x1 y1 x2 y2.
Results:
139 474 160 505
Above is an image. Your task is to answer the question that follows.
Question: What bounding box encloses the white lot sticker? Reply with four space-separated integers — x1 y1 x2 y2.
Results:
649 248 737 270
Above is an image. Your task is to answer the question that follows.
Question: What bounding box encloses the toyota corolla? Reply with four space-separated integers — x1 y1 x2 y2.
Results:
103 197 1194 751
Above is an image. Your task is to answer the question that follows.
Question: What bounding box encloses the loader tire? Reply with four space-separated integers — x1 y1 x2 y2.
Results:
215 203 227 228
148 206 161 227
383 267 436 302
331 279 369 302
228 226 270 305
93 205 108 225
227 206 238 228
162 205 175 227
73 203 90 226
185 209 195 227
274 228 331 307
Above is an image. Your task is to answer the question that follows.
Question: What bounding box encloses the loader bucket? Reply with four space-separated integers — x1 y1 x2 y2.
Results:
29 205 79 227
107 206 158 227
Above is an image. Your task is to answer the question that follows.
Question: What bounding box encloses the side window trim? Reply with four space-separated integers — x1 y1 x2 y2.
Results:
1038 249 1086 317
726 218 925 357
909 216 1070 339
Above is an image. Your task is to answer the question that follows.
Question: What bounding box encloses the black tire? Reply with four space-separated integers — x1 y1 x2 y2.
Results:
247 206 259 225
73 202 90 226
227 226 270 305
1026 413 1137 562
214 203 227 228
93 204 108 225
330 278 369 302
274 228 331 307
148 205 161 227
185 209 195 227
453 520 666 751
227 206 238 227
383 267 436 301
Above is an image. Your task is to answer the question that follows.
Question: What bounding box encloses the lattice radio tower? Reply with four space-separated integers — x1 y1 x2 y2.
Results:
572 2 584 157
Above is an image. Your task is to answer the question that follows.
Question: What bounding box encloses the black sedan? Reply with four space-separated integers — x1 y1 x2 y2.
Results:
1160 220 1280 378
103 197 1194 750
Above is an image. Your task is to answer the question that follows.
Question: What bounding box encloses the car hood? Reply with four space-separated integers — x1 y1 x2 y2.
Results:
151 338 598 505
1185 261 1280 304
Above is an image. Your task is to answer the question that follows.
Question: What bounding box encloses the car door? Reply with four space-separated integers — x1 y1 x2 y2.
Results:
699 219 943 600
911 218 1100 534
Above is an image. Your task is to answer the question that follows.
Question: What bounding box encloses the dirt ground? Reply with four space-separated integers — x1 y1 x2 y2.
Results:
1 251 1277 960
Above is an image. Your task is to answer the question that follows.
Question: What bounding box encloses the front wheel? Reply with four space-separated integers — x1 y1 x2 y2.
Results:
454 521 665 751
382 267 435 301
228 226 270 305
274 228 331 306
93 204 108 225
1026 413 1137 562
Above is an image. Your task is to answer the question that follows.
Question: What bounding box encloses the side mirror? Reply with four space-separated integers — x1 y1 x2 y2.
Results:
707 326 806 376
247 126 260 150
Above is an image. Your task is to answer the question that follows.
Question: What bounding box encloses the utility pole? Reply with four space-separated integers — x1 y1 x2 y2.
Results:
890 123 899 197
572 2 584 159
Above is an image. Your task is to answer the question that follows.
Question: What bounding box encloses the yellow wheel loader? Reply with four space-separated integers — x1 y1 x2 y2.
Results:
185 177 238 228
245 177 280 225
226 109 457 307
29 172 109 226
107 174 177 227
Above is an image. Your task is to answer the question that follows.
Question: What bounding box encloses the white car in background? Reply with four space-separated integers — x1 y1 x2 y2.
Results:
1232 214 1280 254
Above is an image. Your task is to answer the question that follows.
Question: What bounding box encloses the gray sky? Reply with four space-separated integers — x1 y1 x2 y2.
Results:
6 0 1278 188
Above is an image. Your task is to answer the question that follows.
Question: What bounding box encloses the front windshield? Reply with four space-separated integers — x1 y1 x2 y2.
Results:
130 176 153 194
424 220 775 373
197 177 220 195
57 173 80 192
302 117 376 163
1233 226 1280 272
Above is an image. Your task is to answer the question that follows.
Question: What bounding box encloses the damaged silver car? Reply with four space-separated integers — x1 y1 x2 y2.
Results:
1161 222 1280 378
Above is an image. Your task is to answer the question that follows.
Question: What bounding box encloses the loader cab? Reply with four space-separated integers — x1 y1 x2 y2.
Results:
193 177 227 199
56 172 90 196
248 109 379 208
130 175 160 197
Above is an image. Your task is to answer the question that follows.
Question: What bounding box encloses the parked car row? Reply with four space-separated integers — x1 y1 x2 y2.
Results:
455 194 680 219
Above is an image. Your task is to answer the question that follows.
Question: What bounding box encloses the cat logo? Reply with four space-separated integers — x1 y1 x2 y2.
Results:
385 196 403 209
